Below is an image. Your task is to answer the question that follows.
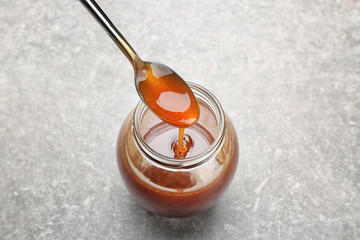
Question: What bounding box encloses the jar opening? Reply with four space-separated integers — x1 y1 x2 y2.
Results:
133 82 225 168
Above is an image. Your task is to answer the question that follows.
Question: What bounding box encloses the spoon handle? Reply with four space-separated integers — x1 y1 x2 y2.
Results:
79 0 141 68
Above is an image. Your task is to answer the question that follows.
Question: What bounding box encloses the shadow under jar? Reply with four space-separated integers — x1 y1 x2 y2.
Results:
117 83 238 217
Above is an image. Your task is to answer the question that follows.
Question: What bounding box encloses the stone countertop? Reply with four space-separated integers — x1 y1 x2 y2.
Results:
1 0 359 239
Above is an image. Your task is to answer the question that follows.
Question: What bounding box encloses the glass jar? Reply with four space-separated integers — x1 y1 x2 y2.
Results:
117 83 238 217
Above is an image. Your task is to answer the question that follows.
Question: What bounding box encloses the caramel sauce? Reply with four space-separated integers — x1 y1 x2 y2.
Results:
136 62 200 157
136 62 200 128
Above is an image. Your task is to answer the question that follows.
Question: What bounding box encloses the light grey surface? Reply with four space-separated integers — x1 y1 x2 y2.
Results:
1 0 359 239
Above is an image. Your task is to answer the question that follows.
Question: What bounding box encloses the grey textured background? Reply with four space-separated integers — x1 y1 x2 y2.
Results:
1 0 359 239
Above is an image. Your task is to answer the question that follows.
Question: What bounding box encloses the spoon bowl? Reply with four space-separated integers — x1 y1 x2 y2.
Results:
135 61 199 127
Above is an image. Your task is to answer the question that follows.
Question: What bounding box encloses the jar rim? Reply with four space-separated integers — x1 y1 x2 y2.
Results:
132 82 225 169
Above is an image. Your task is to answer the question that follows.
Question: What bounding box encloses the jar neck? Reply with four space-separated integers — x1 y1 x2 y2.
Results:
132 82 226 169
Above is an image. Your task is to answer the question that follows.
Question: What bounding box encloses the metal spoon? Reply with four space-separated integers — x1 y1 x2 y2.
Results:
79 0 199 127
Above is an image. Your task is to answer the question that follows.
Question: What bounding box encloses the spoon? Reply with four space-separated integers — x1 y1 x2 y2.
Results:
79 0 200 128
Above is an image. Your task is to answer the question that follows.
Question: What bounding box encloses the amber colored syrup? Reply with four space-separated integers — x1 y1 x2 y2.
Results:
119 57 238 217
178 128 186 153
175 127 192 158
144 121 213 159
137 62 200 128
136 62 200 157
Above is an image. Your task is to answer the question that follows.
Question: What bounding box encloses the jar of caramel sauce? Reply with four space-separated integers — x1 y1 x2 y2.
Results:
117 83 238 217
